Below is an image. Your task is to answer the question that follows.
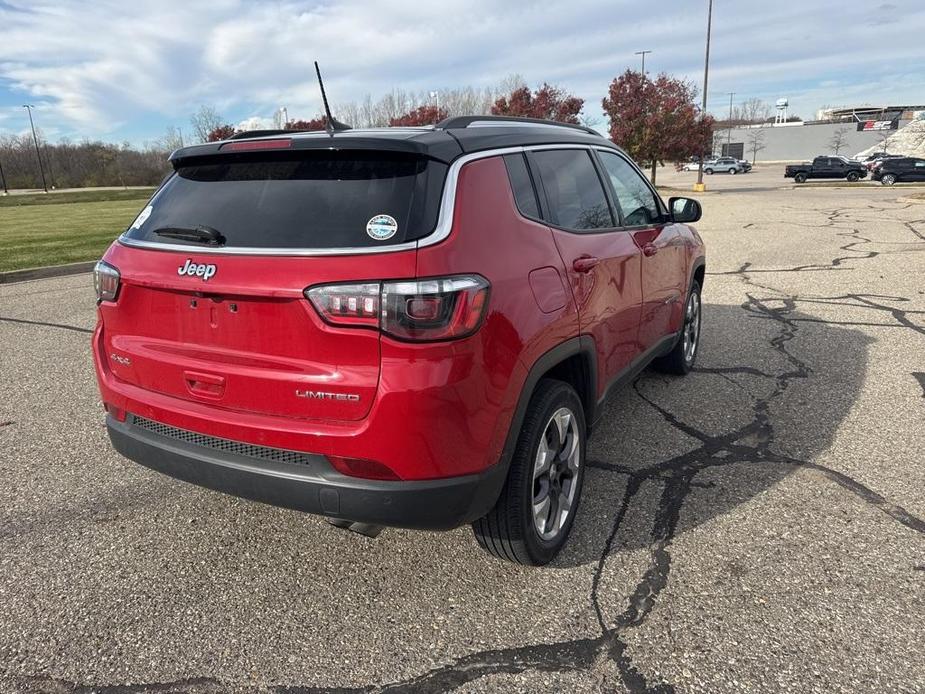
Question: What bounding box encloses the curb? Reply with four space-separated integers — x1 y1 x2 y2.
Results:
0 261 96 285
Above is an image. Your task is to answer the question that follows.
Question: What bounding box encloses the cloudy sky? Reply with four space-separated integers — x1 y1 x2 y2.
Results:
0 0 923 144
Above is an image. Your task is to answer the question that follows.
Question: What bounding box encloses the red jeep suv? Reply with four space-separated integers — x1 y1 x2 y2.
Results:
92 116 705 565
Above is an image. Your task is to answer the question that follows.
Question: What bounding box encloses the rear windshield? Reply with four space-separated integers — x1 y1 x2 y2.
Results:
122 150 447 249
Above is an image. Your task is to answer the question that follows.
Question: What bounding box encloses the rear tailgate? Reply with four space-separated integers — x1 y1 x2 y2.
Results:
99 144 445 422
100 246 416 422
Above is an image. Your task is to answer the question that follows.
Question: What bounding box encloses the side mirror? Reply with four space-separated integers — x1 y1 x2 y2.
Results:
668 197 702 224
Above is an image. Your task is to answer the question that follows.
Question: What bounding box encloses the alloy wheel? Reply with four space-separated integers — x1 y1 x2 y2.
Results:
532 407 581 541
683 290 701 363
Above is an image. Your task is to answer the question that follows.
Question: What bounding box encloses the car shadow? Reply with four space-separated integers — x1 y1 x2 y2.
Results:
556 300 873 567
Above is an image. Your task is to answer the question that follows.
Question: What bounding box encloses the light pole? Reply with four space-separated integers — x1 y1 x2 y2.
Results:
727 92 735 153
635 50 652 76
695 0 714 191
23 104 48 193
0 155 8 195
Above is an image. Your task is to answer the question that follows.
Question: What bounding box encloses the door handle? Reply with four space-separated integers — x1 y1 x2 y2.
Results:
642 243 658 257
572 255 600 273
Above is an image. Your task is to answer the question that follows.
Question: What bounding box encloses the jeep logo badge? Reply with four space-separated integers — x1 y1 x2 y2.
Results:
178 259 216 281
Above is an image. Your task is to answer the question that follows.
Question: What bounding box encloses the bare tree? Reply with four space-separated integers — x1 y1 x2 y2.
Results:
746 128 767 164
735 98 772 125
157 126 185 152
190 106 223 143
877 127 893 153
828 126 851 155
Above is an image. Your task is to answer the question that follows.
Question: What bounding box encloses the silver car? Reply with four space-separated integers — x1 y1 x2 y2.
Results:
703 157 746 174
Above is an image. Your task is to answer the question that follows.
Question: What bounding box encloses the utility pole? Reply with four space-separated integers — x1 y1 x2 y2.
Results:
23 104 48 193
727 92 735 153
634 50 652 77
0 155 8 195
695 0 714 191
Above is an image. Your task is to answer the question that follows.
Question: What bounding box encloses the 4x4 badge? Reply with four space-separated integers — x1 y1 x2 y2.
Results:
178 259 216 281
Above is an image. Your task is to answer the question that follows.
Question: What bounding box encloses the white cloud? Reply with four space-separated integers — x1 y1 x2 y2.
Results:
0 0 924 141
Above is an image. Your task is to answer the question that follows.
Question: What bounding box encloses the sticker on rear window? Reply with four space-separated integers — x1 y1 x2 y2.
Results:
130 205 153 230
366 214 398 241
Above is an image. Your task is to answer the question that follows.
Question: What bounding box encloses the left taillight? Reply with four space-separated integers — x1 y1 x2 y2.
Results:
305 274 490 342
93 260 120 302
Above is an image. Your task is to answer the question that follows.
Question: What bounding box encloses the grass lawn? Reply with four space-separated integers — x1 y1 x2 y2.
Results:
0 189 155 272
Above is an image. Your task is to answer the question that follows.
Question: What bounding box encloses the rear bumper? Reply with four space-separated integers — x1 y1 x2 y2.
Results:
107 414 507 530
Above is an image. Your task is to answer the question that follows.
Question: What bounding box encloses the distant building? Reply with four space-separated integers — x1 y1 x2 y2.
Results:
815 104 925 121
716 103 924 162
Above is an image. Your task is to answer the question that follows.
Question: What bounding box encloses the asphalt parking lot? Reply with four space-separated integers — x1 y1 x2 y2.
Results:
1 171 924 693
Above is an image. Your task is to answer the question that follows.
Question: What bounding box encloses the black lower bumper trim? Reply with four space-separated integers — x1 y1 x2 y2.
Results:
107 415 507 531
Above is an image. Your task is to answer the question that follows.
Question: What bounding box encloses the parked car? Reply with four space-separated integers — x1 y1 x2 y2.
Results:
871 157 925 185
92 116 706 565
703 157 746 175
785 156 868 183
867 154 904 172
737 159 753 173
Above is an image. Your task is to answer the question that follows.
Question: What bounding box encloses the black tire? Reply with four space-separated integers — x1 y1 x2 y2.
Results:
728 168 737 175
794 173 807 184
653 280 702 375
881 174 897 186
846 172 860 182
472 379 586 566
705 168 714 175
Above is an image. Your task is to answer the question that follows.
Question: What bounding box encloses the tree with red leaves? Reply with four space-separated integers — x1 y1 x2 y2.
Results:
389 105 448 127
285 118 327 131
491 83 584 124
602 70 714 184
206 124 237 142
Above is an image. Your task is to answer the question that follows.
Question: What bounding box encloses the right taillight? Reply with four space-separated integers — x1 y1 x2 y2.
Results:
305 275 490 342
93 260 121 302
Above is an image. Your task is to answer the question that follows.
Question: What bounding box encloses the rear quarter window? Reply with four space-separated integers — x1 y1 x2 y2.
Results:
503 153 541 219
122 150 447 249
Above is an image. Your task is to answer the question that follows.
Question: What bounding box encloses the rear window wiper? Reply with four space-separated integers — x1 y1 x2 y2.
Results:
152 225 226 246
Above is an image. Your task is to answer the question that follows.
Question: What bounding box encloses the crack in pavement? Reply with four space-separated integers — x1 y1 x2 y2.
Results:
0 315 93 334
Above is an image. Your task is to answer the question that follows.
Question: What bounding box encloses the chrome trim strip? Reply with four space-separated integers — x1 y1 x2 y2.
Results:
117 143 619 257
117 236 422 256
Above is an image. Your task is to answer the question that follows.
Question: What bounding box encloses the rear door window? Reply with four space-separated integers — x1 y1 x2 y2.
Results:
122 150 447 249
531 149 614 230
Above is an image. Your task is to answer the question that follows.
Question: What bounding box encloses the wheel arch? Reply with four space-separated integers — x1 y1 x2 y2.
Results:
498 337 597 473
691 256 706 292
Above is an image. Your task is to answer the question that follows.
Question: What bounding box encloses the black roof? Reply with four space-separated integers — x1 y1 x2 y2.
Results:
169 117 615 165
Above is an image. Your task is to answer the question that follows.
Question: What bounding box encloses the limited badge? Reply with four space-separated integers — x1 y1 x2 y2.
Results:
130 205 153 230
366 214 398 241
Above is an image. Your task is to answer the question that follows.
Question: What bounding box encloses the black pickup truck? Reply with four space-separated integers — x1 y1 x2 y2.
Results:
785 156 868 183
